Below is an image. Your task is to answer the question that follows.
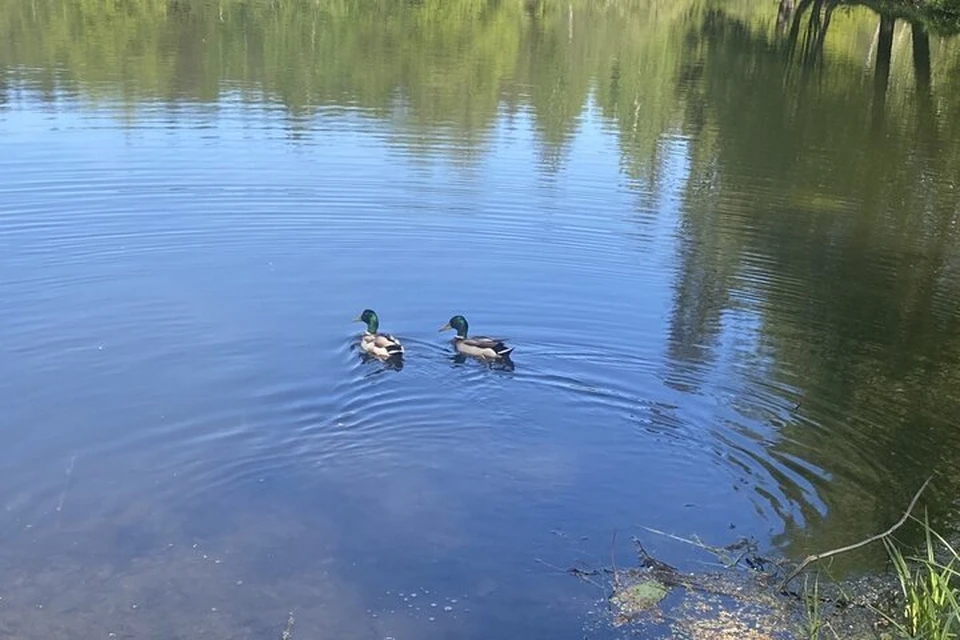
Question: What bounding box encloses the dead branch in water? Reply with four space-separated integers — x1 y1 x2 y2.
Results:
777 476 933 591
637 525 762 569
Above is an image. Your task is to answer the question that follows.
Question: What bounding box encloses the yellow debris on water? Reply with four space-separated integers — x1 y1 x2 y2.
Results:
678 609 779 640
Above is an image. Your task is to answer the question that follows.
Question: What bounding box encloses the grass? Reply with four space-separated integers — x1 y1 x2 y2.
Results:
799 512 959 640
802 573 824 640
801 572 843 640
881 514 960 640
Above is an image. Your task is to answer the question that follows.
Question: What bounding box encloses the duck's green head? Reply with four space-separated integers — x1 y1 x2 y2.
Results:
354 309 379 333
439 315 468 338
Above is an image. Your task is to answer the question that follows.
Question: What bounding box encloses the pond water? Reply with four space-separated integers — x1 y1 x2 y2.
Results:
2 0 960 637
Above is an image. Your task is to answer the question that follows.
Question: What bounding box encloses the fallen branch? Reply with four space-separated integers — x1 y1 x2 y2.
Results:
638 525 725 556
637 525 759 569
778 476 933 590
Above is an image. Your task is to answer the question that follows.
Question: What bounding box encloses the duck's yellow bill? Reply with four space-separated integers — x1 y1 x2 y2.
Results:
439 322 451 332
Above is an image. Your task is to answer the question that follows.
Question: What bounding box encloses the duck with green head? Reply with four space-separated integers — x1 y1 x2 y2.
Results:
439 315 514 360
354 309 404 360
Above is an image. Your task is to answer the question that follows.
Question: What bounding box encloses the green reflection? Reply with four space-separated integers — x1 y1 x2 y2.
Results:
673 2 960 571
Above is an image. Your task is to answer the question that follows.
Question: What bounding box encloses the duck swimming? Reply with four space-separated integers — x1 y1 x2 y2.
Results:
354 309 404 360
439 315 514 360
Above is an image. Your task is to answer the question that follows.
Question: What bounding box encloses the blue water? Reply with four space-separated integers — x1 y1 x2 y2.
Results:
2 2 960 637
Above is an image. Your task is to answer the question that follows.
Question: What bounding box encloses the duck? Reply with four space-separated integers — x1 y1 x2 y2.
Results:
354 309 404 360
439 315 514 360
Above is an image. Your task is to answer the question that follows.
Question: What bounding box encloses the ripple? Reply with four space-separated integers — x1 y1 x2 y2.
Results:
3 74 943 580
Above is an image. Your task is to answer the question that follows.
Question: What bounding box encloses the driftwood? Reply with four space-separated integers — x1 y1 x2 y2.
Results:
777 476 933 591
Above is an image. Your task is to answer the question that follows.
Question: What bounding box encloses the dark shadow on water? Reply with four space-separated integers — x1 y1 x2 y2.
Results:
357 352 405 373
450 352 516 373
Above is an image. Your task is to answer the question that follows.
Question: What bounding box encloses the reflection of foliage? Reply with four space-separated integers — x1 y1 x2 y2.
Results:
2 0 952 175
674 6 960 569
0 0 696 171
865 0 960 35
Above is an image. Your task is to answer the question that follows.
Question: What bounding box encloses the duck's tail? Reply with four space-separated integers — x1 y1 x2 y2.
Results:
386 344 404 357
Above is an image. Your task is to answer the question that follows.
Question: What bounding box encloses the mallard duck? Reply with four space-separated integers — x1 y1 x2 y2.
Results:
354 309 404 360
439 315 514 360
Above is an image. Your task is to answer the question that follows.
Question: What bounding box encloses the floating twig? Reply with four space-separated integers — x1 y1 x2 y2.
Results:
637 525 758 568
534 557 606 592
638 525 725 555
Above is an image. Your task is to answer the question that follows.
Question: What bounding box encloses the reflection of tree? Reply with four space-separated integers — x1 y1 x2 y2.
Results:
785 0 839 69
673 7 960 567
872 13 896 129
660 131 744 394
0 0 701 174
777 0 795 35
780 0 950 116
911 22 936 138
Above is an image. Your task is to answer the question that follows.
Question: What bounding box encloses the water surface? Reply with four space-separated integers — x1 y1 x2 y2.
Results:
2 0 960 637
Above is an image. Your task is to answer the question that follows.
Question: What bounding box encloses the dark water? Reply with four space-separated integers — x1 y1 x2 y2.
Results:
2 0 960 637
